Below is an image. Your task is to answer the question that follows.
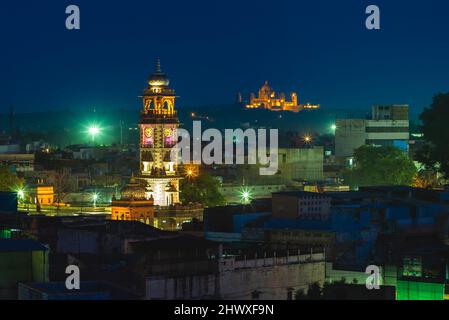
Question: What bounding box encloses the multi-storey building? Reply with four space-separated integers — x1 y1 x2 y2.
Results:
335 105 410 158
272 191 331 220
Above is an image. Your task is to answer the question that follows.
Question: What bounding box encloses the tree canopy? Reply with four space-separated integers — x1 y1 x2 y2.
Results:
343 145 417 188
0 166 24 192
417 92 449 179
180 172 226 207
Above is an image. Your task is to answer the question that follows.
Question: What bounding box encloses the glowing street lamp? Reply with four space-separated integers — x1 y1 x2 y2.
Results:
331 124 337 131
184 164 199 179
17 189 25 200
239 187 253 204
92 192 99 207
303 134 312 144
16 188 25 204
88 125 101 143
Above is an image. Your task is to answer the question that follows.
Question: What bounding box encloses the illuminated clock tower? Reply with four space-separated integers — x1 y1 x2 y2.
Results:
139 59 180 206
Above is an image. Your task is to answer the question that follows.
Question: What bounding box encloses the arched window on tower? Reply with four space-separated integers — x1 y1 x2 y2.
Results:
163 100 171 114
145 99 154 113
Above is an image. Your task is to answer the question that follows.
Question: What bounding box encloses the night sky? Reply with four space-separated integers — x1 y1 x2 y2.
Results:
1 0 449 113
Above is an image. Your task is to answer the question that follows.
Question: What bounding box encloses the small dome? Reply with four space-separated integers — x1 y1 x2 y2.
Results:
260 80 272 92
120 175 147 200
148 58 169 87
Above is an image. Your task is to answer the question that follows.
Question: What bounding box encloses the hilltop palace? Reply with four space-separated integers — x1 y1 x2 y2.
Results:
245 81 319 113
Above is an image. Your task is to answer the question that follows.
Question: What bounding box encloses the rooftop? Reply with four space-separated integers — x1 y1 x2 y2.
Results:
0 239 47 252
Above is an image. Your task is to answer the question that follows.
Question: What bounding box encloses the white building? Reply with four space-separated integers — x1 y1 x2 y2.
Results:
335 105 410 158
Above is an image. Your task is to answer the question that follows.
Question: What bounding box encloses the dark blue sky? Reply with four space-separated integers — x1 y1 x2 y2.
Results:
1 0 449 114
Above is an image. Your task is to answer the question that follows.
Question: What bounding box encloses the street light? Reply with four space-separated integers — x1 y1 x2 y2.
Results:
331 124 337 131
184 165 199 179
239 187 253 204
88 125 101 143
303 134 312 143
92 192 99 208
17 189 25 200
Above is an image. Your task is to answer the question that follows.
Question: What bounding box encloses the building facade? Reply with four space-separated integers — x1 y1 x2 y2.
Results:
335 105 410 158
146 252 325 300
111 176 154 224
272 191 331 220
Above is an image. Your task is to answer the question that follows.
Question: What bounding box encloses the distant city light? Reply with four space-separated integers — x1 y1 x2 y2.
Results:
303 135 312 143
88 125 101 142
185 165 199 179
239 187 253 204
92 192 100 207
17 189 25 200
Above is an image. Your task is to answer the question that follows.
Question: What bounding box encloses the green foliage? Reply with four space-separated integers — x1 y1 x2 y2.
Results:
180 172 226 207
0 166 24 192
417 93 449 179
295 279 351 300
343 145 417 188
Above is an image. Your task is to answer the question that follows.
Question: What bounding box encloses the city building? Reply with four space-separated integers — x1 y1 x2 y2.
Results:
204 201 272 242
272 191 331 220
245 81 319 113
27 184 55 206
145 247 325 300
277 147 324 182
56 219 174 254
335 119 366 158
0 239 49 299
111 175 154 224
154 203 204 230
335 105 410 158
0 153 34 172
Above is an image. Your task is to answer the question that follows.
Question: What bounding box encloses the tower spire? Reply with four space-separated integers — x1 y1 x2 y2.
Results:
156 58 162 73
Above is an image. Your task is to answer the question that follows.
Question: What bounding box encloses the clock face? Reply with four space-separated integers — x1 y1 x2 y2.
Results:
144 128 153 138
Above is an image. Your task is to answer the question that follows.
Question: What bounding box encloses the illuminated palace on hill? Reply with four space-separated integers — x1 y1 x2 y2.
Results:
245 81 319 113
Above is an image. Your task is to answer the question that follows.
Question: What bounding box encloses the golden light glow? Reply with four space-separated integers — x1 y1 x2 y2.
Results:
245 81 319 113
303 134 312 143
184 164 199 179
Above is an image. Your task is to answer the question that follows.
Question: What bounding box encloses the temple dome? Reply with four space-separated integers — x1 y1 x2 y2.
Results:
148 58 170 87
120 175 147 200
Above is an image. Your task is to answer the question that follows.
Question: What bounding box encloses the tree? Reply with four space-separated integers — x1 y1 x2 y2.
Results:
417 92 449 179
53 168 75 204
306 282 322 300
413 169 441 189
180 172 226 207
0 166 24 192
343 145 417 188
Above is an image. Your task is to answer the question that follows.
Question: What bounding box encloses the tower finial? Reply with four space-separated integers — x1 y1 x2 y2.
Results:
156 58 162 73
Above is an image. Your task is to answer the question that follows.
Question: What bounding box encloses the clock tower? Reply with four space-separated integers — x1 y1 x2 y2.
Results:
139 59 180 206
